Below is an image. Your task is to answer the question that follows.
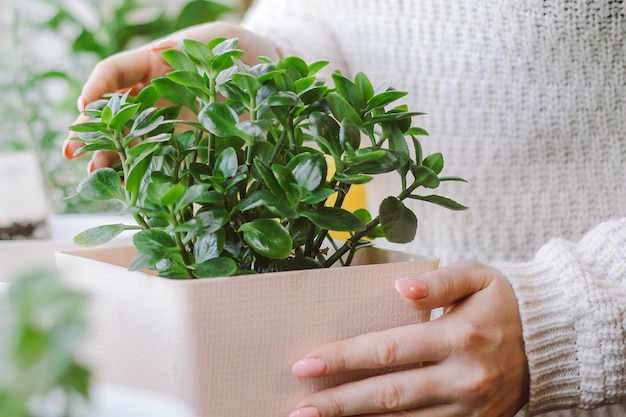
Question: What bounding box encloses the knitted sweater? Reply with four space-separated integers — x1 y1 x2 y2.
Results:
241 1 626 416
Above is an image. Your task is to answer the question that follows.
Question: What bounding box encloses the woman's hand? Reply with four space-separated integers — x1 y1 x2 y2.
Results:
289 260 530 417
62 22 279 170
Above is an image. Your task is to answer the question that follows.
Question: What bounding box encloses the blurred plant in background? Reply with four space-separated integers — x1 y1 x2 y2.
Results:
0 270 90 417
0 0 246 214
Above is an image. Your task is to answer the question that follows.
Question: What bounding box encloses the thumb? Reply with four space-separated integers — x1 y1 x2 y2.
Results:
394 260 494 310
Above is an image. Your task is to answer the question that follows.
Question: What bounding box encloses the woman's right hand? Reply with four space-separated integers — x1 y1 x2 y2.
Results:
62 22 280 170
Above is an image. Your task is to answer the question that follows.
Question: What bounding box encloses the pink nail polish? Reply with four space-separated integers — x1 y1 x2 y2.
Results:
394 278 428 299
288 406 320 417
291 358 327 378
77 96 86 114
87 160 95 173
149 38 178 52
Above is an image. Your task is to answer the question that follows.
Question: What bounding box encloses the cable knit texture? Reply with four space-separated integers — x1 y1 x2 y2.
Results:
241 1 626 416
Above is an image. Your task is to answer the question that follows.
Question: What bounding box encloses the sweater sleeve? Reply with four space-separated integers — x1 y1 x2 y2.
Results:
239 0 349 75
493 218 626 415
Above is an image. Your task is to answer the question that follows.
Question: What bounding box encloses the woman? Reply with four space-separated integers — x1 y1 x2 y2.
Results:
63 1 626 416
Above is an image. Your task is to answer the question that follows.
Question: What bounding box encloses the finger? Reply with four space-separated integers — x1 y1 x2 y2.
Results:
80 47 168 104
290 366 463 417
157 22 280 64
89 151 120 173
63 114 91 160
292 320 454 378
394 260 495 311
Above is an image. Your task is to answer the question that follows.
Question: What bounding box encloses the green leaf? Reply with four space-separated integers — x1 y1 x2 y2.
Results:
69 122 109 133
407 127 429 136
194 230 225 263
239 219 293 259
182 38 214 65
423 153 444 174
299 85 329 104
195 190 225 204
214 147 238 178
289 153 327 192
232 72 261 95
193 257 238 278
126 135 168 159
174 184 207 212
332 71 365 110
236 190 279 212
147 182 185 206
128 250 160 271
385 123 410 158
353 208 384 239
345 148 399 175
379 197 417 243
260 91 302 107
332 172 373 185
366 90 408 111
198 102 246 138
133 85 161 112
273 256 323 271
307 60 329 76
253 159 287 202
125 155 152 197
409 194 468 211
278 56 309 79
301 207 366 232
195 209 230 234
73 224 129 247
152 77 198 110
162 48 198 72
301 188 336 204
110 103 140 130
339 118 361 151
130 109 164 137
326 91 362 123
167 70 208 91
354 72 374 101
309 111 341 156
412 165 441 188
77 168 124 202
133 229 177 250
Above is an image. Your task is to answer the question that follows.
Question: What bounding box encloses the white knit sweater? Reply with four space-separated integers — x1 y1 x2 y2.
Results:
242 1 626 416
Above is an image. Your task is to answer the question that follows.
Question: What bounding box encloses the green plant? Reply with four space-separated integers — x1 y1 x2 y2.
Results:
0 271 90 417
70 38 466 278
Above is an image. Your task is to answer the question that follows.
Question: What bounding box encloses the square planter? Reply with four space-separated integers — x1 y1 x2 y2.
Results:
56 246 438 417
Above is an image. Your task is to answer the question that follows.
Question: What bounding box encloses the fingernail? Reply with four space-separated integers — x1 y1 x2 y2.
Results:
62 140 74 160
149 38 178 52
395 278 428 299
77 96 86 114
87 160 95 173
291 358 326 378
289 406 320 417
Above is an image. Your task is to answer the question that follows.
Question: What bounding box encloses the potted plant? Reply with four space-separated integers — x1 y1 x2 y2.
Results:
56 38 465 417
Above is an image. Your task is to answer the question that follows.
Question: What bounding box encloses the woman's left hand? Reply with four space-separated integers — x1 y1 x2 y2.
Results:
289 260 530 417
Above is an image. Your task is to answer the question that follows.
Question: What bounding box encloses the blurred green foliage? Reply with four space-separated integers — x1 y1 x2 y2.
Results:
0 270 90 417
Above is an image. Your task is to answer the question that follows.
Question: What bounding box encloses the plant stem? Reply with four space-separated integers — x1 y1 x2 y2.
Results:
112 131 149 229
169 211 194 278
322 176 423 267
311 182 350 255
